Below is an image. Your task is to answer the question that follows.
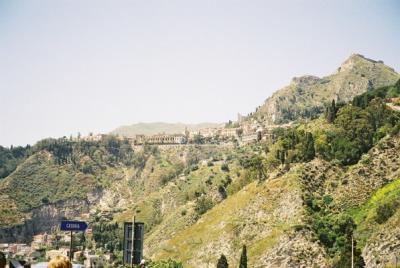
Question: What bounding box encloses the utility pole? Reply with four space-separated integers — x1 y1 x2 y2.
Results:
351 235 354 268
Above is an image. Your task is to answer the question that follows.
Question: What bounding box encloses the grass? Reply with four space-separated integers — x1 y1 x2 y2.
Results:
349 178 400 248
151 166 304 267
0 144 134 226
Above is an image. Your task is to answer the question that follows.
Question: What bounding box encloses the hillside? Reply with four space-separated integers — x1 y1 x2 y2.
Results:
111 122 223 137
249 54 399 125
1 54 400 267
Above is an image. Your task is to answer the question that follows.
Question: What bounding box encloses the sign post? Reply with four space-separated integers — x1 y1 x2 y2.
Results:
60 220 88 261
70 231 73 261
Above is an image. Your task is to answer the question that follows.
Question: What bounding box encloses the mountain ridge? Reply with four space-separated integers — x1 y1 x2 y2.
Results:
249 53 399 125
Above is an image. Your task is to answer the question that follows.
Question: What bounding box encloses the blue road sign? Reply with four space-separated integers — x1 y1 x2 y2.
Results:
60 220 88 231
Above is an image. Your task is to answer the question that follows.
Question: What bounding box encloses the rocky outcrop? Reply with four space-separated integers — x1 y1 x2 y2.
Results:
251 54 399 125
363 223 400 268
0 188 102 243
260 230 329 268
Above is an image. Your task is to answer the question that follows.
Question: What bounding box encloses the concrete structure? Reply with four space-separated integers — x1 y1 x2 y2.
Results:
84 255 105 268
189 128 220 138
132 134 186 145
73 251 83 262
46 248 69 260
219 127 239 138
241 132 261 144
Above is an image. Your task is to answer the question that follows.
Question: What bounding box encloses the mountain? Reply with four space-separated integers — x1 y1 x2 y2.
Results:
0 54 399 267
249 54 399 125
111 122 223 137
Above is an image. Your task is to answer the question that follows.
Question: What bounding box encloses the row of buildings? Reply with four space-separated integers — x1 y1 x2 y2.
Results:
0 230 111 268
128 120 268 146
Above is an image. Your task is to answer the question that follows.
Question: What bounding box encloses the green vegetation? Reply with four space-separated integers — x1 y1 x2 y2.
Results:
194 196 214 215
146 259 183 268
350 178 400 248
299 81 400 266
325 99 338 123
353 79 400 108
261 128 316 167
252 54 399 125
375 201 399 224
1 63 400 266
239 245 247 268
92 220 122 253
217 254 229 268
287 96 396 167
0 135 135 226
0 145 29 179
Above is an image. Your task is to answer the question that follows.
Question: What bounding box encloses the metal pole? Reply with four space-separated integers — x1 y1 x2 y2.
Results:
131 216 135 268
70 231 73 261
351 235 354 268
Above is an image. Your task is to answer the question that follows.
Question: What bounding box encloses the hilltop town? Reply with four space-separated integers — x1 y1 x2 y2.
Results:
110 115 293 147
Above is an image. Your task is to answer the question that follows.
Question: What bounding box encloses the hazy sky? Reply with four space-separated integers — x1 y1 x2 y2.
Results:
1 0 399 146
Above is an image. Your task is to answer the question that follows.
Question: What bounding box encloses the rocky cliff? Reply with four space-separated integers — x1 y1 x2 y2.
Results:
251 54 399 125
0 196 99 243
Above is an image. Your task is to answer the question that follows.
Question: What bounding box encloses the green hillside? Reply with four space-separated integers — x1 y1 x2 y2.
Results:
143 80 400 267
0 135 134 228
1 55 400 267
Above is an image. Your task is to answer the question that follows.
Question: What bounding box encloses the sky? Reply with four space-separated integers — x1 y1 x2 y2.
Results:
0 0 399 146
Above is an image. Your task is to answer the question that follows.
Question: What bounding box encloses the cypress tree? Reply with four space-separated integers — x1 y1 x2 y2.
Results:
217 254 229 268
326 99 337 123
303 132 315 161
239 245 247 268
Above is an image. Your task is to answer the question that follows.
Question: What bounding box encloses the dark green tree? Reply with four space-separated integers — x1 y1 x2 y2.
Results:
303 132 315 161
239 245 247 268
326 99 337 123
217 254 229 268
240 155 267 181
193 134 205 144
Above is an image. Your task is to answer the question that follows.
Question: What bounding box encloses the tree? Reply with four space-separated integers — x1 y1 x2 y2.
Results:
329 105 374 164
240 155 267 181
326 99 337 123
217 254 229 268
239 245 247 268
303 132 315 161
193 134 205 144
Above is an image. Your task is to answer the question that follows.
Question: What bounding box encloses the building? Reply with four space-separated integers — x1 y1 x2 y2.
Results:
73 251 83 262
132 134 187 145
46 248 69 260
84 255 105 268
241 132 261 144
219 128 239 138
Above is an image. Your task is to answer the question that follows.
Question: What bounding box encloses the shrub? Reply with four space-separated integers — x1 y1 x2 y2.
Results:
375 201 399 224
195 196 213 215
218 185 227 199
216 254 228 268
221 163 230 172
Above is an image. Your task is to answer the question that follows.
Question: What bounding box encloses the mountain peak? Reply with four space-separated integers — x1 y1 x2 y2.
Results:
339 53 384 72
251 54 399 125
